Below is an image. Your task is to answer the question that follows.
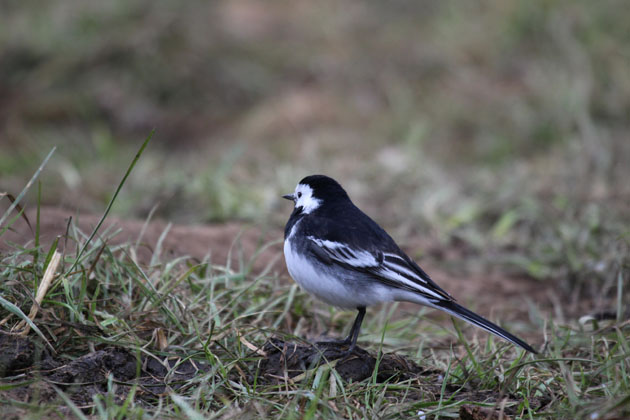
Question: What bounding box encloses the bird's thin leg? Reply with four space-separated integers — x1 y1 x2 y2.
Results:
313 307 366 361
315 307 366 350
344 306 366 353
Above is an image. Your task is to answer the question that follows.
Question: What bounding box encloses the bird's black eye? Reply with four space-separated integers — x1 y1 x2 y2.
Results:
297 192 302 198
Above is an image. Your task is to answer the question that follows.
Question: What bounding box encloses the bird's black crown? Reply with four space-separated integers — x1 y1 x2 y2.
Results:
299 175 349 200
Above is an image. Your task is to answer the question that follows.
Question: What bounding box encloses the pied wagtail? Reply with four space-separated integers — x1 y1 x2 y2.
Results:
283 175 536 354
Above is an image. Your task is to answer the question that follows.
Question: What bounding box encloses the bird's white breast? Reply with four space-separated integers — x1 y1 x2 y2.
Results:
283 221 394 308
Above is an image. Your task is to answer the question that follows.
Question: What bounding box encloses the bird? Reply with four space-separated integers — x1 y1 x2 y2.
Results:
282 174 537 355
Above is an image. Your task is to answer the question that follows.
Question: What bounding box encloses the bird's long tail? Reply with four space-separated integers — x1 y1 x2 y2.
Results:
433 300 537 353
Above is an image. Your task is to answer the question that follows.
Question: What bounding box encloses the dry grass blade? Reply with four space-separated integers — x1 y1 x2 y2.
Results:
239 333 267 356
16 250 62 335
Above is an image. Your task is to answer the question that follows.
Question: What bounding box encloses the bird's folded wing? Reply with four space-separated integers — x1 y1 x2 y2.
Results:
307 236 453 302
307 236 382 269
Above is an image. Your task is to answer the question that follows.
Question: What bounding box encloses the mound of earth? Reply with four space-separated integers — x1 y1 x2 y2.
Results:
259 337 437 383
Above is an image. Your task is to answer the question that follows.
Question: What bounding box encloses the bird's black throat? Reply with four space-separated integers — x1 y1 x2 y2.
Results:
284 207 305 239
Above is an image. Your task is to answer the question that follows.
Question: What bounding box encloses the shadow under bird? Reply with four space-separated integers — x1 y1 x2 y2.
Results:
282 174 537 354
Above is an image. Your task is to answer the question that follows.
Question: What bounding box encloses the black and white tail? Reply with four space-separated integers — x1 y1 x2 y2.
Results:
434 300 537 353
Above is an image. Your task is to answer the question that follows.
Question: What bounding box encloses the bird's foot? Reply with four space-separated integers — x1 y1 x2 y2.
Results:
313 339 361 363
314 337 351 348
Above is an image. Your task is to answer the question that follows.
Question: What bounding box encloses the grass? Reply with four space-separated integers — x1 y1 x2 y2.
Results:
0 148 629 419
0 207 628 419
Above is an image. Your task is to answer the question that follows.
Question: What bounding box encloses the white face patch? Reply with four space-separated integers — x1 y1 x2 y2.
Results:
294 183 321 214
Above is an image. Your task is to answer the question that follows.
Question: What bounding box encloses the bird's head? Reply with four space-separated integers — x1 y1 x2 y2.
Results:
283 175 349 214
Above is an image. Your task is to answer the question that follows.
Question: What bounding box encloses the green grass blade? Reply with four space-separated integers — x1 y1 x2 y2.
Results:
0 296 54 352
0 147 56 231
52 385 90 420
69 131 154 273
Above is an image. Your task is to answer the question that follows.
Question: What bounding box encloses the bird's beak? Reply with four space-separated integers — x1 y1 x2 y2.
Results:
282 193 295 201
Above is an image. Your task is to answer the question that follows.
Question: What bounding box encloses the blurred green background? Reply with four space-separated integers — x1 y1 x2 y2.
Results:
2 0 629 293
